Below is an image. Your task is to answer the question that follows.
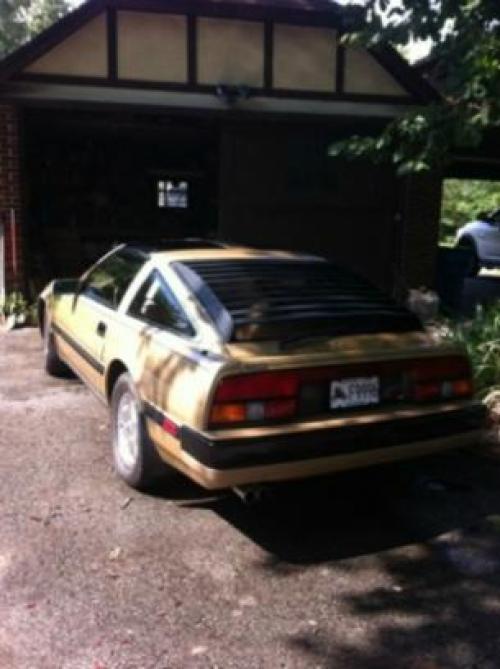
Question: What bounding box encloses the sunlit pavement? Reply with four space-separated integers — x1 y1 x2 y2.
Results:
2 329 500 669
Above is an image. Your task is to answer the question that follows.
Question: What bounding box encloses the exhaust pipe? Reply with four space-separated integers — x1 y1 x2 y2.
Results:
232 484 270 505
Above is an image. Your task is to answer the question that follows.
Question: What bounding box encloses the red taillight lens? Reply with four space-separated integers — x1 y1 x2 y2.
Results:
214 371 299 402
264 398 297 419
210 371 299 426
411 355 471 382
411 356 473 402
413 381 442 402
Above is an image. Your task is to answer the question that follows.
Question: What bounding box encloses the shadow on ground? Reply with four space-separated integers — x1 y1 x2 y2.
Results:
153 451 500 668
155 451 500 564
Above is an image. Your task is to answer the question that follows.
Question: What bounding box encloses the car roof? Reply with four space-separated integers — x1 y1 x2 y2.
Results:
150 245 324 266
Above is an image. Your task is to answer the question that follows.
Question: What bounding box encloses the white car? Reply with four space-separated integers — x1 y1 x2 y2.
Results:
456 210 500 275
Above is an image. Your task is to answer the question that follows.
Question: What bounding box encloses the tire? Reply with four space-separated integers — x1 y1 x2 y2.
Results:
457 237 480 277
43 318 72 377
110 372 175 491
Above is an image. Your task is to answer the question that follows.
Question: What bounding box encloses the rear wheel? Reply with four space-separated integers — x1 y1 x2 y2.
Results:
457 237 480 277
43 318 72 377
111 373 176 490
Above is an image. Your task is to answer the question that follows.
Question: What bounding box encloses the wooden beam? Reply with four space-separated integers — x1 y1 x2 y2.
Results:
107 7 117 81
264 21 273 91
335 41 345 94
187 15 197 85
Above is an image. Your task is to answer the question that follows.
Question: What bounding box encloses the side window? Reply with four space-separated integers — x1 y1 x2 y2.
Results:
83 251 144 309
128 271 194 337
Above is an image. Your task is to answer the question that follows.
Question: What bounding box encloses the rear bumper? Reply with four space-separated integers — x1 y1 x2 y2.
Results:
178 403 486 488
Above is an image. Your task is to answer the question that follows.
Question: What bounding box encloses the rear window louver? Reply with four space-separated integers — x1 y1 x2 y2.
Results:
172 259 421 342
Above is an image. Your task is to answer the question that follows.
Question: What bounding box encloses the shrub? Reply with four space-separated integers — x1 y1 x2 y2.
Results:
0 291 28 317
0 291 37 326
443 303 500 398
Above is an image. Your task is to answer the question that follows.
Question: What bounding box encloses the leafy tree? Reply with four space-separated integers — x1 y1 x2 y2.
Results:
0 0 70 57
24 0 70 38
440 178 500 244
0 0 29 56
330 0 500 175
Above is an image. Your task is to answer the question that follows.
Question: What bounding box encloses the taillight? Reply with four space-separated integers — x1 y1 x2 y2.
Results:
413 378 473 402
214 371 299 402
410 356 474 402
209 371 299 426
411 355 473 402
208 355 474 427
411 355 471 382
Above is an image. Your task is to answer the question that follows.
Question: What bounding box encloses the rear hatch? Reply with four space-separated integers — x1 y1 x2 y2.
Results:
172 257 473 428
173 257 421 344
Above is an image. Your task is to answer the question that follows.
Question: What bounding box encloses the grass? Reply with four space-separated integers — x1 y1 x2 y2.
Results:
443 303 500 398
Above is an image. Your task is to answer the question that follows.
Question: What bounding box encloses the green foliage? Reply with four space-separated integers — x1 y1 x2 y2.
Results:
0 290 28 317
444 304 500 397
0 0 70 57
0 291 38 326
331 0 500 174
25 0 69 38
440 179 500 244
0 0 28 56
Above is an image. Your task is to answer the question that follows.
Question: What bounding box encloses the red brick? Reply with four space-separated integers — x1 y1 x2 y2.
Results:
0 104 24 292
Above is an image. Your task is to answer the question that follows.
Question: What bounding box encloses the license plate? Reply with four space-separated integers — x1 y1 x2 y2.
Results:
330 376 380 410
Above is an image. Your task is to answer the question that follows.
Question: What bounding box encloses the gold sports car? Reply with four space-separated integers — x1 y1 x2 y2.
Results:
39 241 485 492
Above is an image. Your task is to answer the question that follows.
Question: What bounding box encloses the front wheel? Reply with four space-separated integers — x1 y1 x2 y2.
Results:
111 373 176 491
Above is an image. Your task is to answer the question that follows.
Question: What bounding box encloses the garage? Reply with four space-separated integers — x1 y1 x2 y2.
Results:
0 0 439 296
23 107 220 282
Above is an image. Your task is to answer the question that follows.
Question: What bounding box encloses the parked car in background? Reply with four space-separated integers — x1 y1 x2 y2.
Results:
456 209 500 275
38 241 485 492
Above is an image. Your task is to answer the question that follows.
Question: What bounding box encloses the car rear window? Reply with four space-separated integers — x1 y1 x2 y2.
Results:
173 258 421 342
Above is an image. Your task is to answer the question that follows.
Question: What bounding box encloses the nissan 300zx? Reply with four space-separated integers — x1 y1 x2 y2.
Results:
38 241 485 491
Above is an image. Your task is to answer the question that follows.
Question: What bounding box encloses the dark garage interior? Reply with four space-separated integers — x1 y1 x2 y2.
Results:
23 108 220 287
23 107 407 293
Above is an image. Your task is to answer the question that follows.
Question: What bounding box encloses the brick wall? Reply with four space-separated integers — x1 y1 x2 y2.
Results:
0 104 24 292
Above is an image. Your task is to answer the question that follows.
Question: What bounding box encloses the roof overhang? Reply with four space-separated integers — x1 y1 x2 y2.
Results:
0 0 439 116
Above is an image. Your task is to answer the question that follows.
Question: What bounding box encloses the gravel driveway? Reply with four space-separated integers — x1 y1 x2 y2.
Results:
2 329 500 669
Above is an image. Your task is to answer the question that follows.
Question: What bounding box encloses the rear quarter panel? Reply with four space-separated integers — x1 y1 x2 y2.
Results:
102 315 228 429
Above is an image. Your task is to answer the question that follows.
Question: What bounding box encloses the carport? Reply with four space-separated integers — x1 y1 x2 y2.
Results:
0 0 440 295
436 129 500 314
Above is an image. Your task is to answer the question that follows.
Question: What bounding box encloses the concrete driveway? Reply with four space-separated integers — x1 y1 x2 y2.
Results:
2 329 500 669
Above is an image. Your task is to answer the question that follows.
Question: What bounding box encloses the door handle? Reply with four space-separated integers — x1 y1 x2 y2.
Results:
96 321 107 337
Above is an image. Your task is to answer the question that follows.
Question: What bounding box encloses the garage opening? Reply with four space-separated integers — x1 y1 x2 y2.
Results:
437 176 500 314
440 178 500 249
23 108 220 290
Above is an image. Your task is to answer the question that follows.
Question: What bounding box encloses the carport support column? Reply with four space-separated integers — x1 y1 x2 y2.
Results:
398 172 442 292
0 104 24 295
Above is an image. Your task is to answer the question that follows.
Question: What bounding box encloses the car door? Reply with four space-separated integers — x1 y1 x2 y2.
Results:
58 249 145 396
